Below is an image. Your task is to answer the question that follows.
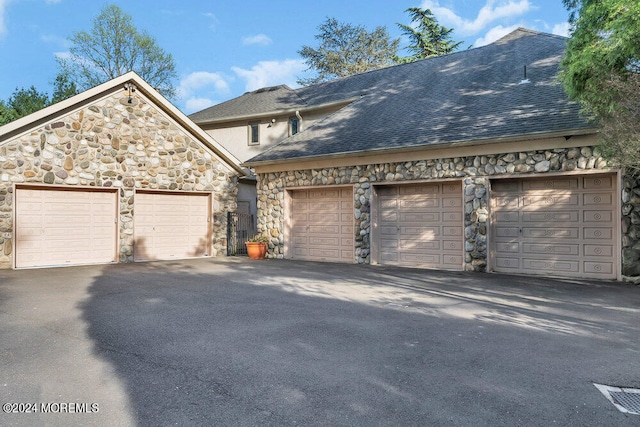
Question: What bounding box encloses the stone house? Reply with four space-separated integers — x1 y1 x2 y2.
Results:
0 72 245 269
231 28 638 280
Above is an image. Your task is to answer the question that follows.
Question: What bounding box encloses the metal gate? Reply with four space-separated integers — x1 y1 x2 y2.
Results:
227 212 255 256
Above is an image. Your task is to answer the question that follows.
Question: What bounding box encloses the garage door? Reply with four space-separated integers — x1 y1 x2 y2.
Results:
134 192 211 261
289 188 354 262
15 187 117 268
376 182 463 270
491 174 617 279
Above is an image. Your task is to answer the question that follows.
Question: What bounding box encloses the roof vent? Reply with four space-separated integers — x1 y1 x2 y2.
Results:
519 65 531 85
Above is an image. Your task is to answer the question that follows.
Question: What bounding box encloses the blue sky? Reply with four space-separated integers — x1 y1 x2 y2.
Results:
0 0 571 114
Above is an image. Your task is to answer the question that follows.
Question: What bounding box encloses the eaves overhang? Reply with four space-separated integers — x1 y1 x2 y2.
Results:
192 96 362 127
243 127 600 172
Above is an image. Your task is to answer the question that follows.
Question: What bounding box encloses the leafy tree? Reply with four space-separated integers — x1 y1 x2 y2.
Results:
51 71 79 104
0 86 50 126
0 101 17 126
297 17 400 86
7 86 50 119
395 7 462 64
559 0 640 174
57 4 177 98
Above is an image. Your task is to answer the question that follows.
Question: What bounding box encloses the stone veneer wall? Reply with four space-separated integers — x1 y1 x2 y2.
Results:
622 174 640 276
257 146 640 277
0 91 238 268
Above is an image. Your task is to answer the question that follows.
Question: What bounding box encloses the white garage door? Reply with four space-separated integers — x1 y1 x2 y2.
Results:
134 192 211 261
290 188 354 262
15 187 117 268
376 182 463 270
491 174 618 279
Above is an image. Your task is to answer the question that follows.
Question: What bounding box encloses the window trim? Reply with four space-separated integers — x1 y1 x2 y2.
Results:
248 122 260 145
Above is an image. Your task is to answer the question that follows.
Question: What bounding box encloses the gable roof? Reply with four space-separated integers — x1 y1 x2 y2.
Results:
242 28 596 166
0 71 246 175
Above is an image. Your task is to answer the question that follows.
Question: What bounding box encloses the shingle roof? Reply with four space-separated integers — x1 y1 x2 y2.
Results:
188 85 308 122
240 29 594 165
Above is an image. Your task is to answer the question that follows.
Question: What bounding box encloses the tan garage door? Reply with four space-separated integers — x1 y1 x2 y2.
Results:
376 182 463 270
15 187 117 268
491 174 617 279
134 192 211 261
290 188 354 262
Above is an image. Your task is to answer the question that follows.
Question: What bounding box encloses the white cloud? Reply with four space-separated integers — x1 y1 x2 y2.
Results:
177 71 231 113
421 0 532 35
552 21 570 37
241 34 272 46
232 59 306 92
185 97 216 113
474 24 521 47
177 71 231 100
0 0 13 36
203 12 219 30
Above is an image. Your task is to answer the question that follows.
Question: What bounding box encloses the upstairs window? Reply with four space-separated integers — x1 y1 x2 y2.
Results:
289 116 299 136
248 122 259 145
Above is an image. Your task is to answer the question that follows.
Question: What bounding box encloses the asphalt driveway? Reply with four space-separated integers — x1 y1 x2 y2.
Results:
1 258 639 426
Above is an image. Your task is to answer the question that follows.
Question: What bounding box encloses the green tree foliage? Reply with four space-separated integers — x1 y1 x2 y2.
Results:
559 0 640 174
57 4 177 98
51 71 79 104
395 7 462 64
0 101 17 126
3 86 50 124
297 17 400 86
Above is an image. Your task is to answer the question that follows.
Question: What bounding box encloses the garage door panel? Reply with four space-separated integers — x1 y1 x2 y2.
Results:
584 193 613 205
400 184 439 196
379 199 398 209
308 247 341 259
400 212 440 222
400 239 441 250
584 261 613 275
496 227 519 238
377 182 462 271
400 252 440 265
584 210 613 222
523 243 579 255
584 176 614 189
584 244 613 257
134 192 210 261
523 177 578 190
491 174 617 279
495 212 519 222
523 194 579 207
494 196 519 209
381 239 398 249
443 255 463 266
16 188 117 268
443 212 463 222
524 258 579 273
309 212 340 222
443 183 460 194
496 257 520 269
524 227 578 239
523 211 579 223
584 227 613 239
443 226 462 237
400 198 440 209
379 251 399 262
310 201 341 211
290 188 354 263
402 226 440 237
309 236 341 246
